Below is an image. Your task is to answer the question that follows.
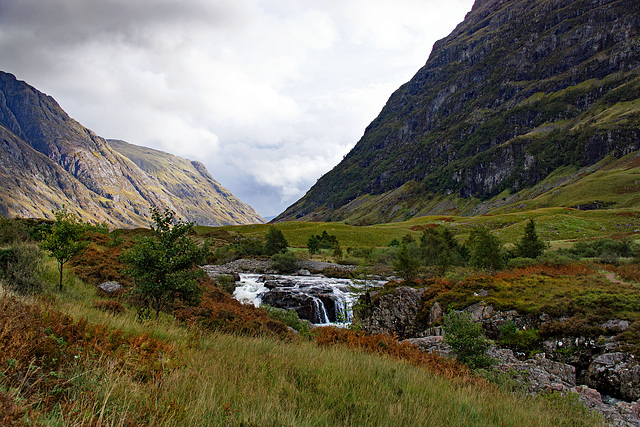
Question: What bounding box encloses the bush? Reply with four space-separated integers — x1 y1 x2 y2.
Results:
0 218 31 244
443 311 493 369
0 243 44 295
498 321 540 354
264 306 311 336
271 251 298 274
215 274 237 295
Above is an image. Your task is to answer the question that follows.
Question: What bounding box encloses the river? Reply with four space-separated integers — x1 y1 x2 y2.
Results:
233 273 362 325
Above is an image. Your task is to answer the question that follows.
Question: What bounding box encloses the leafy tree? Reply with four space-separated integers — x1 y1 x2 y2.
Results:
420 226 464 273
393 243 420 282
40 207 86 291
467 226 504 270
264 226 288 256
122 208 207 322
307 234 320 255
317 231 338 249
443 311 493 369
515 219 546 259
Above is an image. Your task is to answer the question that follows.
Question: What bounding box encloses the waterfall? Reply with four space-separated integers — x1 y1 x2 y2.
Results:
311 297 330 324
233 273 378 325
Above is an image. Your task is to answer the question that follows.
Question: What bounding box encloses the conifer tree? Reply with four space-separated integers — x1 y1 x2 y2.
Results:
515 219 546 259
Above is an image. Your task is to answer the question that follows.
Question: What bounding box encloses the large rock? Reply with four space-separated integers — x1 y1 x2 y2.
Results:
585 352 640 402
490 350 577 394
356 286 425 339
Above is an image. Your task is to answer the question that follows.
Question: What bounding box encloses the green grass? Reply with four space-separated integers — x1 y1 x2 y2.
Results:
196 206 640 256
0 260 604 426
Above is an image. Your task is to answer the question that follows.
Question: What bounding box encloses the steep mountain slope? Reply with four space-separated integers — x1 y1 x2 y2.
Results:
276 0 640 224
108 139 264 226
0 71 264 227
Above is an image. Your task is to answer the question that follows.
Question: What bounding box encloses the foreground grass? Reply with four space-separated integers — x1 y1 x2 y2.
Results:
0 273 603 426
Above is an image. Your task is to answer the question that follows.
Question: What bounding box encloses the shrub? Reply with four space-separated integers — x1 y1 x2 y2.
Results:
0 218 30 244
271 250 298 274
264 306 311 336
215 274 238 295
443 311 493 369
0 243 44 295
498 321 541 354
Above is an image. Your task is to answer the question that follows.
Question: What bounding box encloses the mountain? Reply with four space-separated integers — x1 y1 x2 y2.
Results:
107 139 264 226
0 71 264 227
276 0 640 224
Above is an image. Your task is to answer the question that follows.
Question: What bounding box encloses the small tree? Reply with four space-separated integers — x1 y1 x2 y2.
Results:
307 234 320 255
515 219 546 259
40 207 86 291
264 226 288 256
122 208 207 322
393 243 420 282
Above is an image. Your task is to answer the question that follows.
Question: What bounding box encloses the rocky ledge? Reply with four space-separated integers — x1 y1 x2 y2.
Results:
357 286 640 426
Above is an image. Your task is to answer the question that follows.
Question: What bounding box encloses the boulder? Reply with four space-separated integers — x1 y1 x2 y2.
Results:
97 281 122 294
356 286 425 339
404 336 450 357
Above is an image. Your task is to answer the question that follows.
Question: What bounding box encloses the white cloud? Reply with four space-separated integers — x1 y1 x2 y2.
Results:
0 0 474 217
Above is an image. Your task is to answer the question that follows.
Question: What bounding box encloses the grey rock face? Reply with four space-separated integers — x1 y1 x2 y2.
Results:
585 352 640 402
356 286 425 339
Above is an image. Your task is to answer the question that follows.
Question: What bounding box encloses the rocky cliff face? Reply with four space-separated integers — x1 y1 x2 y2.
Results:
0 71 264 227
276 0 640 223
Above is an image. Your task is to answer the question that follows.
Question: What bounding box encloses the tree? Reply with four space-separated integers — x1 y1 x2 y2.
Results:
515 219 546 259
393 243 420 282
264 226 288 256
122 208 207 322
307 234 320 255
420 226 464 273
40 207 86 291
467 226 504 270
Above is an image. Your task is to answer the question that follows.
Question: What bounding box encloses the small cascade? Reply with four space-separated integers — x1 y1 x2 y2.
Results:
233 273 383 325
311 297 330 324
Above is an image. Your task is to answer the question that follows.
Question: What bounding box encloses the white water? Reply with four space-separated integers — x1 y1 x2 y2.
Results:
233 273 361 325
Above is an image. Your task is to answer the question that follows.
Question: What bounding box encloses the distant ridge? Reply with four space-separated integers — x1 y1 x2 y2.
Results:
0 71 264 227
276 0 640 224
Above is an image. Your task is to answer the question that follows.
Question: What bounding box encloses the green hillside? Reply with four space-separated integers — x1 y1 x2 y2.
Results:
276 0 640 224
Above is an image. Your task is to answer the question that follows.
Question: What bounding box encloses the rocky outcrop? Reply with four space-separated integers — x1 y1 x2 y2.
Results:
0 71 264 227
585 353 640 402
359 288 640 424
356 286 426 339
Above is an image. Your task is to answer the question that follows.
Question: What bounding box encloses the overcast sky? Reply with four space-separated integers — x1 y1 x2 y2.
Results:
0 0 474 218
